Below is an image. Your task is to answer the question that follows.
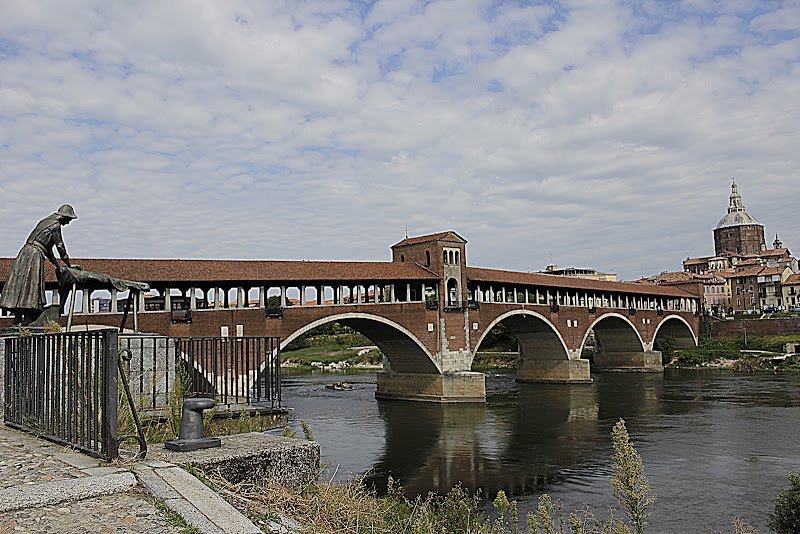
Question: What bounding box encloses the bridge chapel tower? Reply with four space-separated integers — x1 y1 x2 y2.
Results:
391 231 469 310
390 231 481 382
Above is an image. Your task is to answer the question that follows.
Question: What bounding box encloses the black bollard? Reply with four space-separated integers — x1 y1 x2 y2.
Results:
164 397 222 452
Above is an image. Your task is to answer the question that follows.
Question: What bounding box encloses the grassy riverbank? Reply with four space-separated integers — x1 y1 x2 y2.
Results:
280 325 383 367
667 334 800 372
193 419 771 534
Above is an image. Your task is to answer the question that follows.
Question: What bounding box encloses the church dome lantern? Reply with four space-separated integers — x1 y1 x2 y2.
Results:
715 180 763 229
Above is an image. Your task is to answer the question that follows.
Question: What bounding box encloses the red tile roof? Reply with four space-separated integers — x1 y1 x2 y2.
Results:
392 231 467 248
0 256 698 299
784 274 800 286
0 258 440 286
762 248 789 257
727 266 789 279
466 267 694 298
728 267 764 279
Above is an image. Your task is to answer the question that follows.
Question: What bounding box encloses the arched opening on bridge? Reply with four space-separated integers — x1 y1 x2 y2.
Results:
583 313 662 372
584 314 644 356
472 311 571 376
279 313 439 375
652 316 697 364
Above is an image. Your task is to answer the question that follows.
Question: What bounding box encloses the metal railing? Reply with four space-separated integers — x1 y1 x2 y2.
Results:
174 336 281 407
4 330 119 460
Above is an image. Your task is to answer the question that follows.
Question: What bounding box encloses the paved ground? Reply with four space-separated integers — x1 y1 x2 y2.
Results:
0 425 183 534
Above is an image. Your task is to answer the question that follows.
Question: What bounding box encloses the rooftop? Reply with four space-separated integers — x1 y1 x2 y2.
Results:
715 180 762 229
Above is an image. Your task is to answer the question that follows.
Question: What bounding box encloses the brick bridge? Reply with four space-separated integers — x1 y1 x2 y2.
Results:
0 231 700 402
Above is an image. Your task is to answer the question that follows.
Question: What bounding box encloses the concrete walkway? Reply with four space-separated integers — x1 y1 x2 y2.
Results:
0 425 264 534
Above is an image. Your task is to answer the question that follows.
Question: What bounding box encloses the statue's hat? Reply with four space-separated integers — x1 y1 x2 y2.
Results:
55 204 77 219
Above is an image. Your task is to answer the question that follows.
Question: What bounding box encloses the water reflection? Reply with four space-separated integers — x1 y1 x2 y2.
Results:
366 402 487 496
367 375 609 499
280 369 800 533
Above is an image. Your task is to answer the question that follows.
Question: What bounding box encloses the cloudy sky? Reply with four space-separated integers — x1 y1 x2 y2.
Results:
1 0 798 280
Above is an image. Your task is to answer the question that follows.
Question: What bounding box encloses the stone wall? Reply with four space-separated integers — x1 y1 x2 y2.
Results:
156 432 320 488
120 334 176 412
703 317 800 339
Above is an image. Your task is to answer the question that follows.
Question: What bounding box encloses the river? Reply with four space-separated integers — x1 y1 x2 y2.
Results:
272 369 800 533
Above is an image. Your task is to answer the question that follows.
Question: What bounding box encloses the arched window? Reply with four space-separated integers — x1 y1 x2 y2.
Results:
446 278 459 307
443 250 448 264
455 251 460 265
400 254 404 262
426 251 431 266
449 251 454 264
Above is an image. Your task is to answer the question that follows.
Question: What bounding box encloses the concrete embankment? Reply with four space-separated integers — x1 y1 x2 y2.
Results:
0 425 319 534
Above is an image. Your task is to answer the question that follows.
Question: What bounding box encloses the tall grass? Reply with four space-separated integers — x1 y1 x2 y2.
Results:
196 419 762 534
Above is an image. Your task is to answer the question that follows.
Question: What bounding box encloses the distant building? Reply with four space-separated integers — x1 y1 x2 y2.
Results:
638 271 727 314
681 180 797 312
541 265 617 282
727 266 793 312
782 274 800 308
713 179 766 256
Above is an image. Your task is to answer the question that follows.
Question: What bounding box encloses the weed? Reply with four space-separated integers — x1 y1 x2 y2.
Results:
237 409 253 433
153 498 202 534
301 419 314 441
768 472 800 534
43 319 62 333
610 419 654 534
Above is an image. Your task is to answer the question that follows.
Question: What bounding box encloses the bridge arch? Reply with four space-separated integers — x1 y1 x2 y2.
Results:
652 314 698 350
580 313 645 354
281 312 440 374
474 310 570 363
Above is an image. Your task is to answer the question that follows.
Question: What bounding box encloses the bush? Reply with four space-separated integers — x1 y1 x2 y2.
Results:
769 472 800 534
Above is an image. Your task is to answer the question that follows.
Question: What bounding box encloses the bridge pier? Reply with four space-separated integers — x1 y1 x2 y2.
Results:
375 371 486 403
593 351 664 372
516 359 592 384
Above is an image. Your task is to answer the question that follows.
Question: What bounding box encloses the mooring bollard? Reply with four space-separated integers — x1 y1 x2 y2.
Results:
164 397 222 452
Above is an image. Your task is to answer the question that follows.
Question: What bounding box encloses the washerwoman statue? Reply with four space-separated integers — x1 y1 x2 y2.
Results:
0 205 78 325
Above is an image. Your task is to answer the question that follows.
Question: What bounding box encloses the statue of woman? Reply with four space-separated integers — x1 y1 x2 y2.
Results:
0 205 77 325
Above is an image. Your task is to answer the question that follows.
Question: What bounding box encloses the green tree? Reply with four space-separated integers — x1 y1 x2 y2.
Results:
769 472 800 534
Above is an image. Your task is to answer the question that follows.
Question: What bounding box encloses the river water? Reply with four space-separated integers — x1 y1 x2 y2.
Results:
274 369 800 533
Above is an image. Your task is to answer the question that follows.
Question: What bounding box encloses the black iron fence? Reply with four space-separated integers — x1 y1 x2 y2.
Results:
4 330 119 460
120 335 281 410
175 336 281 407
4 331 280 460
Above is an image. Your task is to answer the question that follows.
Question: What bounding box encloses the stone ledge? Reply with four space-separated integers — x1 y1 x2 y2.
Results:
0 472 137 513
148 432 320 488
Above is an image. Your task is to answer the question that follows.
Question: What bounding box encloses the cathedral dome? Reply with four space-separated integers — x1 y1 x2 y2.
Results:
715 210 761 229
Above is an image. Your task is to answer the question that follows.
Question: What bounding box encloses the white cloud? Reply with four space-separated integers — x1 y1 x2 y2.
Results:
0 0 798 280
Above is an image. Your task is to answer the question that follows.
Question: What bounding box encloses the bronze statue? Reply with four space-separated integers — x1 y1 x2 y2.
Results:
0 205 78 325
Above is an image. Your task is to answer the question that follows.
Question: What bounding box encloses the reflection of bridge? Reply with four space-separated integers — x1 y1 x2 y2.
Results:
0 231 700 402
